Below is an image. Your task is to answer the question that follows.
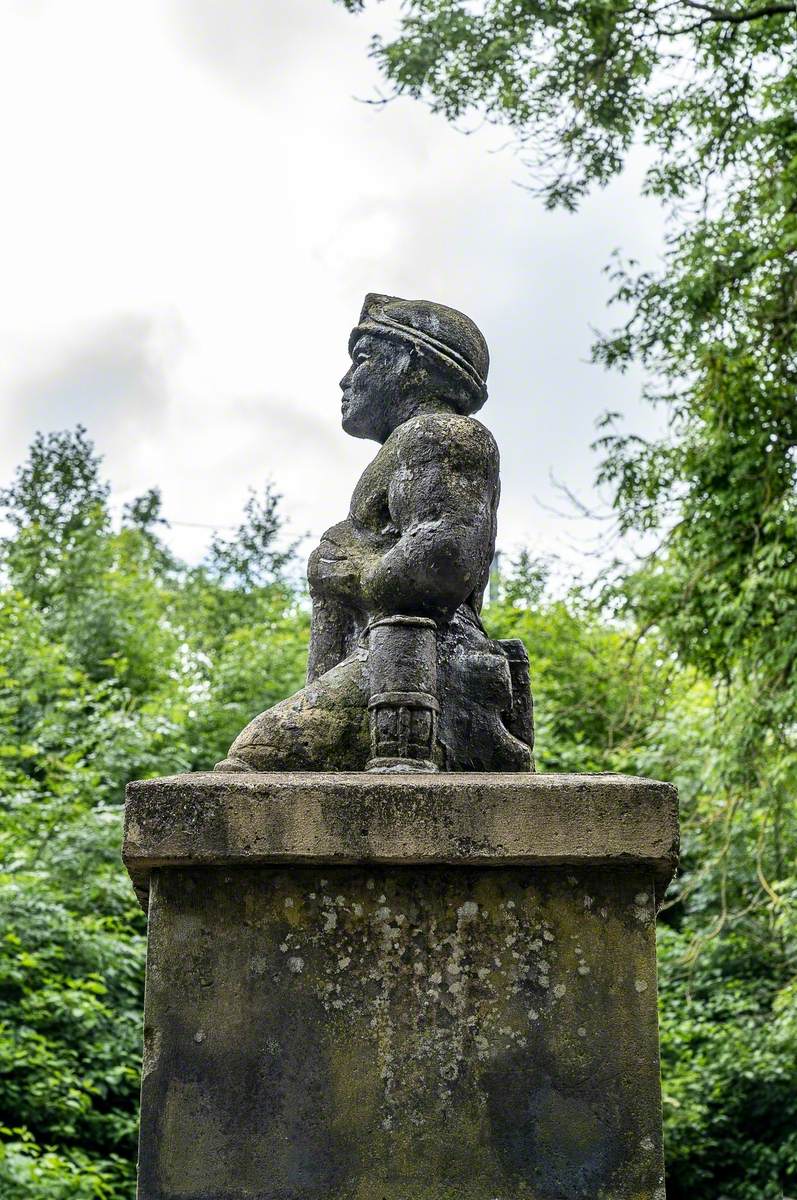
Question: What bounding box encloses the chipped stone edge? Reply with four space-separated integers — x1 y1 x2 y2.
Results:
123 771 679 912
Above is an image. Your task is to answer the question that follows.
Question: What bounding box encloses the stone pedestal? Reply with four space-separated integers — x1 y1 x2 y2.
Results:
124 772 678 1200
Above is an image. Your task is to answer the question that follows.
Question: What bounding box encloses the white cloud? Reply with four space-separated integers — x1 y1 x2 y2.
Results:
0 0 666 571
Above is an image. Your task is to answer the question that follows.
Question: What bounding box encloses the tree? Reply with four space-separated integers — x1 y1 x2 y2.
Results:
121 488 167 536
484 552 683 774
485 557 797 1198
333 0 796 671
0 430 308 1197
338 0 797 1038
0 427 109 611
0 422 794 1193
337 0 796 207
205 485 297 590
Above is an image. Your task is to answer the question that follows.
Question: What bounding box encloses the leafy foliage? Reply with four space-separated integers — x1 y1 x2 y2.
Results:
485 560 797 1198
337 3 797 1191
657 928 797 1198
485 553 684 774
337 0 796 210
1 428 796 1197
0 431 307 1197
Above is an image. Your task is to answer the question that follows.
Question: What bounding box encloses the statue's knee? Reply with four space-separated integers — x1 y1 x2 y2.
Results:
213 753 255 773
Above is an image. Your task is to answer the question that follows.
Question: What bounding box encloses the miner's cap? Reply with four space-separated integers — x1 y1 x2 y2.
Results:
349 293 489 415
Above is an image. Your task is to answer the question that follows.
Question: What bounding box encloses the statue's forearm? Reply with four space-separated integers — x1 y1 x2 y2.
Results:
307 599 354 682
308 529 378 607
362 522 481 619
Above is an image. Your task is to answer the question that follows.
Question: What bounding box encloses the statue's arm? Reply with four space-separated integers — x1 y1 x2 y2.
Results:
306 598 353 683
306 522 370 681
361 417 498 621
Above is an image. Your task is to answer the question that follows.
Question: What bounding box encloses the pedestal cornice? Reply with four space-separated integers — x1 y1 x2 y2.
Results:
123 771 678 910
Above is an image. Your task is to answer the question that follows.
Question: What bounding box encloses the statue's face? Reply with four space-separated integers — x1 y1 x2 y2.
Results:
339 334 414 443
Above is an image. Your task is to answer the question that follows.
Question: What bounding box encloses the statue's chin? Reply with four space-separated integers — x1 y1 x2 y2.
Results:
342 412 379 442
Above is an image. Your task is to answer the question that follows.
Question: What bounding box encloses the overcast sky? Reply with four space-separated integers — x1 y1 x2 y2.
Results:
0 0 666 577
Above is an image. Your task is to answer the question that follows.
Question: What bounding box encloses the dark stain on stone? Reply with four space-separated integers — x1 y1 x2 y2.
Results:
137 863 666 1199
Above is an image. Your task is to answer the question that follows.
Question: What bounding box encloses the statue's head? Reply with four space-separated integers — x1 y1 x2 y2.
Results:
340 294 490 442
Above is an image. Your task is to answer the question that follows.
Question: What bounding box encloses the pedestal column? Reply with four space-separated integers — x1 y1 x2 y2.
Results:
124 771 678 1200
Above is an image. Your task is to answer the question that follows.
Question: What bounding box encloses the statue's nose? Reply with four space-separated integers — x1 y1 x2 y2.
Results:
339 367 353 390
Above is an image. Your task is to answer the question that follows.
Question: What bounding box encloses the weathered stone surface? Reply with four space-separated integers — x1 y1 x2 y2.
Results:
138 862 667 1200
214 294 535 774
129 772 676 1199
123 771 679 910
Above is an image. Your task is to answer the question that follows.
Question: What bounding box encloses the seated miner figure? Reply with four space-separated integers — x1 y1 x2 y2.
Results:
214 293 533 774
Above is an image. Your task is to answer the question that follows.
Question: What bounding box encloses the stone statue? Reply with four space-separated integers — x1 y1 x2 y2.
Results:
215 294 533 774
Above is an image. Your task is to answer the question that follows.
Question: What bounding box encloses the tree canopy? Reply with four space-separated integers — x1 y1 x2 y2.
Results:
336 0 797 702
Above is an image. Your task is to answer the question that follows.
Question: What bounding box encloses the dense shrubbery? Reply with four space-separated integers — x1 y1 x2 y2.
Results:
0 431 308 1197
1 430 795 1197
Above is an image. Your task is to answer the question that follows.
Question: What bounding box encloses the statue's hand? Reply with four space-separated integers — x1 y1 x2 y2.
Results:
308 522 372 604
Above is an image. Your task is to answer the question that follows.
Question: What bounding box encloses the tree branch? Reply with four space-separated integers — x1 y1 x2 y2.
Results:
678 0 796 24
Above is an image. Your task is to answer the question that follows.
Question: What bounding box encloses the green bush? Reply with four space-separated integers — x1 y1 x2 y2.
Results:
1 432 795 1196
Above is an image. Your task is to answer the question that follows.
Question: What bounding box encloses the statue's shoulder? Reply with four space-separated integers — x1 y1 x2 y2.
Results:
392 413 498 473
